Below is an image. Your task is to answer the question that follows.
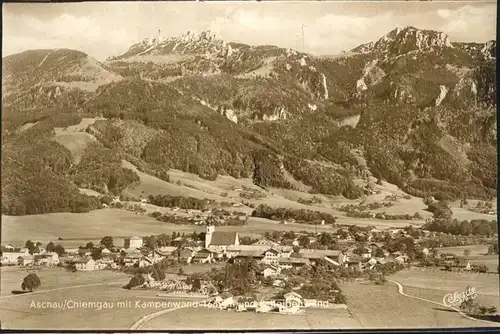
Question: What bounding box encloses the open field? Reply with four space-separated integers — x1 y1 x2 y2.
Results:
403 286 500 313
436 246 499 272
340 281 496 328
0 266 211 329
1 208 338 248
0 266 128 298
125 164 430 228
141 305 361 330
389 269 499 297
437 245 492 257
122 161 226 201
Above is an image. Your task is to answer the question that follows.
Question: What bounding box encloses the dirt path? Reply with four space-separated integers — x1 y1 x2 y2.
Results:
129 305 186 329
388 280 499 326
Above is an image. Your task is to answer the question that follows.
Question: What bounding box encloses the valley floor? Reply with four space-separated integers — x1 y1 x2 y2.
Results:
2 266 498 330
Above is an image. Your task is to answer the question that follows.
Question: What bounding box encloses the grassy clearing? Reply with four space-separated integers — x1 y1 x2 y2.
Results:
1 208 337 248
121 161 225 201
437 245 491 257
0 266 128 297
52 117 106 163
0 267 169 329
1 209 193 247
403 286 500 312
340 282 492 328
389 269 499 296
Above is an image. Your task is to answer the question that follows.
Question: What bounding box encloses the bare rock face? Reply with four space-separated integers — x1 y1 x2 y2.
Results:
321 73 329 100
263 107 287 122
353 26 453 56
435 85 448 106
224 109 238 124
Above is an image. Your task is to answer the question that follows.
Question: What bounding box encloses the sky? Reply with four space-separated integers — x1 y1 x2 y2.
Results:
3 1 497 61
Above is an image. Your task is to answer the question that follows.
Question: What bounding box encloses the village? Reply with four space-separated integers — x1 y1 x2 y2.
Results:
2 208 498 316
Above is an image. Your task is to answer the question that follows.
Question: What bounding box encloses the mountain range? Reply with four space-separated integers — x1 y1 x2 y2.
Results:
2 26 497 215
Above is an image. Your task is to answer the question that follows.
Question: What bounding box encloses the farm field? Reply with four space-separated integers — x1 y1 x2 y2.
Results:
389 269 500 297
403 286 500 312
1 208 339 248
437 245 491 257
141 306 361 330
436 245 499 272
339 281 495 328
0 266 128 297
1 205 419 249
0 267 207 329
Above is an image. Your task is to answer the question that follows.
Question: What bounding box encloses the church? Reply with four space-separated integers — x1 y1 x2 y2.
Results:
202 224 240 250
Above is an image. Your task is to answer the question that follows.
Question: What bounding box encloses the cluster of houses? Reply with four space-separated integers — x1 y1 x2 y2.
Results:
1 224 414 273
201 291 330 314
0 244 60 267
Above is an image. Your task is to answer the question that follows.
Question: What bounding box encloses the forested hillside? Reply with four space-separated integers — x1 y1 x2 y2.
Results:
2 27 496 215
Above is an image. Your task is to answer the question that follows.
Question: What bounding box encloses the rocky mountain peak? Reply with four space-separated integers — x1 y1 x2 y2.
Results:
353 26 453 56
116 30 228 60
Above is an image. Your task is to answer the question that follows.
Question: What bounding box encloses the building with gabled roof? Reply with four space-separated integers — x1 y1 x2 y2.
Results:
252 239 279 247
203 225 239 250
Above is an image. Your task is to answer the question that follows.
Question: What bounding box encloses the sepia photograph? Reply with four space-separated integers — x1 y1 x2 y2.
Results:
1 0 498 331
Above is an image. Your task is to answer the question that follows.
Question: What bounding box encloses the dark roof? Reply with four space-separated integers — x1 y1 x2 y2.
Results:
235 251 264 258
210 232 238 246
193 252 211 258
278 258 310 265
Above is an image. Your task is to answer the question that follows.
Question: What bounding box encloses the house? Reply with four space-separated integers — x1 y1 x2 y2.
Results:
299 249 340 264
226 245 271 258
217 293 235 309
1 249 30 265
233 251 265 263
262 266 280 278
346 255 363 269
204 225 239 250
18 255 34 266
278 247 293 258
176 248 195 263
74 257 96 271
99 256 116 266
192 249 214 264
366 258 378 269
124 236 143 250
121 249 143 266
262 248 281 265
278 257 310 269
65 248 79 256
284 291 303 307
34 253 59 266
149 247 176 263
101 248 112 255
252 239 279 247
94 259 108 270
